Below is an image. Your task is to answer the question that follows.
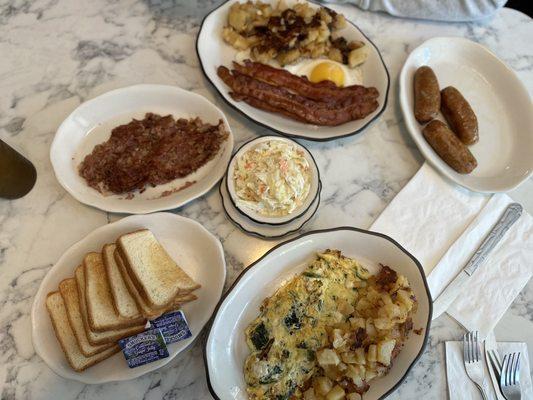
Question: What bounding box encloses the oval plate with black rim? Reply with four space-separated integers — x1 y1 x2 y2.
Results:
196 0 390 142
225 136 321 226
220 176 321 239
205 227 432 399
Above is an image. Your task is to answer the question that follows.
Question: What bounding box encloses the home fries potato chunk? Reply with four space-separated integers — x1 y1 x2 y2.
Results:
244 250 418 399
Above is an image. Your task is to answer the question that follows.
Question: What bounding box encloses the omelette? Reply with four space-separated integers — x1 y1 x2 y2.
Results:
243 249 417 400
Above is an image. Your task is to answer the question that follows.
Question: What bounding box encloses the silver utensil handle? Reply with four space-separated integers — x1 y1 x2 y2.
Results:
464 203 522 276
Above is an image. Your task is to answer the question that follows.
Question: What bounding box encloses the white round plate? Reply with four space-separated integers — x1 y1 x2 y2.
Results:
399 37 533 193
31 213 226 384
205 227 432 400
220 176 321 239
226 136 320 225
50 84 234 214
196 0 390 141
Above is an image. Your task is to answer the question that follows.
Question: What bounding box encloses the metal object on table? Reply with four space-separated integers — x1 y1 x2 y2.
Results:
485 333 505 400
501 352 522 400
432 203 523 319
464 330 489 400
0 139 37 199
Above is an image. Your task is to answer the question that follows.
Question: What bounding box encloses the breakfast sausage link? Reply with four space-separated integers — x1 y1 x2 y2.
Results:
441 86 479 145
413 66 440 123
422 120 477 174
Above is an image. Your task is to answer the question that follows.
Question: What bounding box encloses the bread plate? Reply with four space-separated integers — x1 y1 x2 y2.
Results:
399 37 533 193
50 84 234 214
31 213 226 384
205 227 431 399
196 0 389 141
226 136 321 225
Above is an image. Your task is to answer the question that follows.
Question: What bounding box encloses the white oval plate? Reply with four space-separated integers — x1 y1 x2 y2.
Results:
399 37 533 193
50 84 234 214
220 176 321 239
31 213 226 384
205 228 432 399
226 136 320 225
197 0 390 141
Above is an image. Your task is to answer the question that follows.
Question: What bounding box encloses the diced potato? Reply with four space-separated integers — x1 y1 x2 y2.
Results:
332 329 346 349
314 376 333 396
348 44 369 68
396 289 413 311
338 299 355 316
221 27 250 50
317 349 341 366
304 387 318 400
377 340 396 366
349 317 365 330
365 319 376 336
367 344 377 362
324 365 343 381
354 347 366 364
326 385 345 400
346 394 359 400
337 362 348 371
340 351 357 364
381 293 393 305
384 303 401 319
365 369 378 382
374 317 393 330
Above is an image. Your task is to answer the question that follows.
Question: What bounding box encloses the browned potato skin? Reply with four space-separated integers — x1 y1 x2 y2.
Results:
441 86 479 145
414 66 440 123
423 120 477 174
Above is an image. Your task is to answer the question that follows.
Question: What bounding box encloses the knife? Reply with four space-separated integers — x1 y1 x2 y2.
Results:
485 332 505 400
432 203 522 319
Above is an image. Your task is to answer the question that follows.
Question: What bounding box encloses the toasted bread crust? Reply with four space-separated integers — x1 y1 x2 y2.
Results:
46 291 121 372
84 252 145 332
58 278 115 357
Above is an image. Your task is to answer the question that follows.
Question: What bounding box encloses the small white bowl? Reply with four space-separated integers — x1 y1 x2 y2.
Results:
50 84 234 214
225 136 320 225
205 227 432 400
399 37 533 193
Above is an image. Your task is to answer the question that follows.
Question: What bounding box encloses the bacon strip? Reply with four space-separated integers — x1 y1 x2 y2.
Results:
232 60 379 104
217 66 379 126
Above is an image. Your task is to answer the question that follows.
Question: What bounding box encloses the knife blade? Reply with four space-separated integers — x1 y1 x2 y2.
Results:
432 203 522 319
485 332 505 400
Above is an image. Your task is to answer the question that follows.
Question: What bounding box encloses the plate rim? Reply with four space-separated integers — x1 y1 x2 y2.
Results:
195 0 391 142
49 83 235 214
203 226 433 399
219 177 322 239
399 36 533 193
31 212 226 384
225 135 321 226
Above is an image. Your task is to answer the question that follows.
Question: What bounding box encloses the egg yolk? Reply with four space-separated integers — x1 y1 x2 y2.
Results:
309 62 345 87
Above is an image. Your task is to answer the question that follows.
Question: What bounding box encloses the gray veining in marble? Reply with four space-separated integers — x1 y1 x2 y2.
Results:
0 1 532 399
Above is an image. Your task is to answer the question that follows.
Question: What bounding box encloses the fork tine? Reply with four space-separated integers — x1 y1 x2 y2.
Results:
491 349 503 372
514 352 521 384
509 353 516 385
501 355 509 386
463 333 468 362
474 331 480 362
469 331 475 362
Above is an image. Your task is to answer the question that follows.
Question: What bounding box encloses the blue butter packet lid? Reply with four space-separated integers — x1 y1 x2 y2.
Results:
150 310 192 344
118 328 169 368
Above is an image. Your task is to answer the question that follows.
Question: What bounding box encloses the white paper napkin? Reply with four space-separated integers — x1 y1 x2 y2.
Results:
370 163 533 338
446 340 532 400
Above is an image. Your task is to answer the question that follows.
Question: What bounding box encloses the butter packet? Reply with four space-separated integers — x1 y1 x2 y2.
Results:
150 310 192 344
118 328 169 368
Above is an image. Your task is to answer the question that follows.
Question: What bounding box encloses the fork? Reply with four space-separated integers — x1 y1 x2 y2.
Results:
500 352 522 400
463 331 488 400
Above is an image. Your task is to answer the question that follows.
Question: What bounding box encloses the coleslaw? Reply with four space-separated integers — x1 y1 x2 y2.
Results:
233 140 311 217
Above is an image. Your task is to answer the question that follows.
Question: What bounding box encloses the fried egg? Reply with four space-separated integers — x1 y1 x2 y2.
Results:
284 59 363 87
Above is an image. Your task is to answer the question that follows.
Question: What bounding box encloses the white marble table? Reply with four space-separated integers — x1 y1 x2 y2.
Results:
0 1 532 399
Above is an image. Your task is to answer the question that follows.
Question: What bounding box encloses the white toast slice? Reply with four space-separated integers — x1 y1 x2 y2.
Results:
114 250 192 319
74 266 145 345
102 243 141 319
117 229 200 309
59 278 115 357
84 252 145 331
46 291 120 372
